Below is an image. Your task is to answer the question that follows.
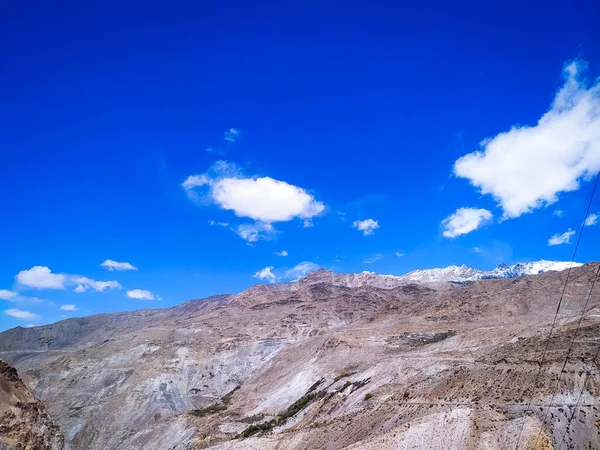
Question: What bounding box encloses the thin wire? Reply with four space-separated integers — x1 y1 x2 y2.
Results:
513 171 600 450
532 264 600 450
556 277 600 450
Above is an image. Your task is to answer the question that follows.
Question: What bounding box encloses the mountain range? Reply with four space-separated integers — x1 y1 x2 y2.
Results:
0 260 598 450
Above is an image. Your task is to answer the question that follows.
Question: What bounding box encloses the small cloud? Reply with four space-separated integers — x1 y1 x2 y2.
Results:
0 290 18 300
395 252 404 257
548 229 576 246
236 222 275 243
352 219 379 236
363 254 382 264
206 146 225 155
208 220 229 227
60 304 77 311
15 266 66 289
26 324 34 328
100 259 137 271
126 289 156 300
553 209 564 217
303 219 314 228
284 261 319 280
5 308 39 319
585 213 598 226
333 255 341 262
274 250 288 257
224 128 240 143
473 247 482 253
441 208 493 238
72 277 122 293
253 266 277 283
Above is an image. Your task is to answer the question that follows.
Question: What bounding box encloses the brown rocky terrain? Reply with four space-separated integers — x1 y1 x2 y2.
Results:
0 264 599 449
0 360 64 450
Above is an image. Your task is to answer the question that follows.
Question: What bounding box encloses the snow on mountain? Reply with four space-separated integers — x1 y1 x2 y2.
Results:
296 260 582 288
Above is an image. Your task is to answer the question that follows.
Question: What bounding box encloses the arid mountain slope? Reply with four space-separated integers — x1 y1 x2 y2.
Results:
0 264 599 449
0 360 64 450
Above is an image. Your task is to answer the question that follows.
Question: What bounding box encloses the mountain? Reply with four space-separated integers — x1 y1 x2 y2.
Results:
0 360 64 450
0 262 598 450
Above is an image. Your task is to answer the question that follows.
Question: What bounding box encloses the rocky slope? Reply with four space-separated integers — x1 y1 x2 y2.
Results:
0 263 599 449
0 360 64 450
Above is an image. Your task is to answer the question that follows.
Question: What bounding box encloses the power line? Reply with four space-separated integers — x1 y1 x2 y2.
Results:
556 267 600 450
532 264 600 450
514 171 600 450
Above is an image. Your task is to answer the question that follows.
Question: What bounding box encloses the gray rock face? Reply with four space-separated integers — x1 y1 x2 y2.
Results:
0 264 599 450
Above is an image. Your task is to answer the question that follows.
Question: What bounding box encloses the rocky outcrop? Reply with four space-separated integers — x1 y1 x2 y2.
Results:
0 360 63 450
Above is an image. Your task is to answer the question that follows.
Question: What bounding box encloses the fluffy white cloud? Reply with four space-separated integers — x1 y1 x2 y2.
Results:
236 222 275 243
284 261 319 280
363 254 382 264
5 308 39 319
548 229 576 246
224 128 240 142
441 208 493 238
15 266 66 289
454 61 600 219
274 250 288 257
72 277 122 293
352 219 379 236
585 213 598 226
182 161 324 224
100 259 137 271
126 289 155 300
0 290 17 300
60 304 77 311
253 266 277 283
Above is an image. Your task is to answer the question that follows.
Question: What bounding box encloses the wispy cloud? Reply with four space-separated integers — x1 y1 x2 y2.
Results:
553 209 564 217
5 308 39 319
441 208 492 238
100 259 137 271
253 266 277 283
352 219 379 236
126 289 157 300
60 304 77 311
274 250 288 257
548 229 576 246
72 277 122 293
224 128 240 143
208 220 230 227
585 213 598 226
363 254 382 264
284 262 319 280
236 222 276 243
395 252 404 257
454 60 600 219
0 289 17 300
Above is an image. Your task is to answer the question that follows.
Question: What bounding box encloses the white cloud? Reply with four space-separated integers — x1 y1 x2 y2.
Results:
441 208 493 238
274 250 288 257
100 259 137 271
182 161 324 224
253 266 277 283
236 222 275 243
302 219 314 228
72 277 122 293
26 324 34 328
553 209 564 217
548 229 576 246
454 61 600 219
15 266 66 289
473 247 482 253
585 213 598 226
5 308 39 319
224 128 240 142
126 289 156 300
0 290 17 300
284 261 319 280
208 220 229 227
60 304 77 311
352 219 379 236
395 252 404 257
363 254 382 264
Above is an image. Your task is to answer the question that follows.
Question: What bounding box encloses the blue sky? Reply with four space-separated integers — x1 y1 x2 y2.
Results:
1 1 599 330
